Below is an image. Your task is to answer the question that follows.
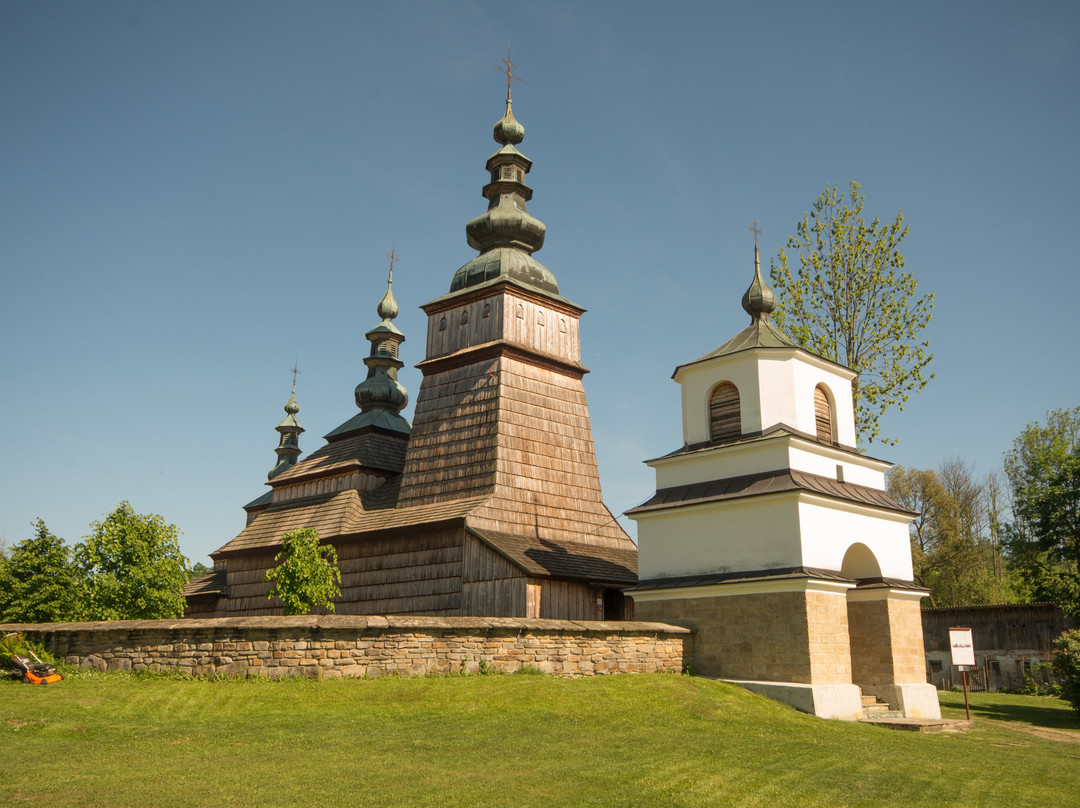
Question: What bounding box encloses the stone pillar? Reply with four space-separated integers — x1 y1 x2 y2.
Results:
847 585 940 718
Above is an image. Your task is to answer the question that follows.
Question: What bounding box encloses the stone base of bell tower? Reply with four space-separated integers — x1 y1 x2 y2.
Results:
633 575 939 720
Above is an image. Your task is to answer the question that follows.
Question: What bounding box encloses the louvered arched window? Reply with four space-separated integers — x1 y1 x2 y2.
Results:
709 382 741 442
814 384 836 444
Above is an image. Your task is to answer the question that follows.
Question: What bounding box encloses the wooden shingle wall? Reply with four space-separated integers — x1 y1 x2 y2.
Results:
469 354 630 547
200 529 467 618
398 357 501 506
333 528 464 616
219 550 278 615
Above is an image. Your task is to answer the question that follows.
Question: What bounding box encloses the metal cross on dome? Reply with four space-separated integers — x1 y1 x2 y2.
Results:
749 221 763 247
498 47 522 94
386 244 398 283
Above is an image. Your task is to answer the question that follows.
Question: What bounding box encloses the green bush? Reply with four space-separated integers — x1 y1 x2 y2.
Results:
1052 629 1080 714
1019 661 1061 697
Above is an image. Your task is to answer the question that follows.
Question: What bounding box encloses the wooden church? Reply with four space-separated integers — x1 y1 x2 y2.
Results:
184 82 637 620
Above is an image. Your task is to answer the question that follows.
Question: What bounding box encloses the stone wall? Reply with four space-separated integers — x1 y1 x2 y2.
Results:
637 590 852 683
6 615 690 679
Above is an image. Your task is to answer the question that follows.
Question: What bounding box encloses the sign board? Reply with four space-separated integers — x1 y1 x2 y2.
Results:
948 627 975 667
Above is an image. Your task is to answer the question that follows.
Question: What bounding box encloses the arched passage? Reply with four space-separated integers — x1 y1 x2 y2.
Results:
841 542 881 581
841 542 896 703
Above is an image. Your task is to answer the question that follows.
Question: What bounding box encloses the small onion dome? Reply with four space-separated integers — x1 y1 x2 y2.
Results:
741 245 777 320
377 275 399 321
284 387 300 416
493 98 525 145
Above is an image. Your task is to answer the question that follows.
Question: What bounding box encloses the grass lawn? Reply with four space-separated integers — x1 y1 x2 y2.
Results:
2 671 1078 807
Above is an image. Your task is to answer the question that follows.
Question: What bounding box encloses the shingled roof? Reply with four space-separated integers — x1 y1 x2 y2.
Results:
211 489 490 558
626 468 913 517
183 568 227 597
469 528 638 586
270 431 408 485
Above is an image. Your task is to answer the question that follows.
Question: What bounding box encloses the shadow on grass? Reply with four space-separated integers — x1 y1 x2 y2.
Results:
939 691 1080 731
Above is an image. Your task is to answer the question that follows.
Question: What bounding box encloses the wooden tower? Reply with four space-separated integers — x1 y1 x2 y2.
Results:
187 73 636 620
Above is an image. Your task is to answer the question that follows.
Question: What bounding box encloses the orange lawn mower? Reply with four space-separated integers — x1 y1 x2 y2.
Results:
3 632 63 685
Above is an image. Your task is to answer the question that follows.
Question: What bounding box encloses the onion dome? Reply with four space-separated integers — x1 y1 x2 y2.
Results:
741 243 778 321
493 93 525 146
450 67 559 298
376 270 399 321
268 381 304 480
283 387 300 416
691 239 800 361
354 267 408 415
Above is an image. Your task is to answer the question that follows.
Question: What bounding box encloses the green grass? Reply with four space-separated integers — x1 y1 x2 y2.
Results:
2 671 1078 807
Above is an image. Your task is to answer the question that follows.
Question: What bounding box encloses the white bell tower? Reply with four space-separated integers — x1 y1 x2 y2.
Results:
629 239 940 721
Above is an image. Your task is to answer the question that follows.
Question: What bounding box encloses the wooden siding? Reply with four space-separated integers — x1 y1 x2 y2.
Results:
210 528 467 617
709 382 740 441
922 604 1071 655
402 275 633 549
536 578 602 621
462 578 526 617
272 470 388 503
426 288 582 366
461 534 526 617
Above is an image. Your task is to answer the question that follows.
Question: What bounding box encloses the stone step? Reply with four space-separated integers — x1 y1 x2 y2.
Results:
860 694 903 719
862 703 893 714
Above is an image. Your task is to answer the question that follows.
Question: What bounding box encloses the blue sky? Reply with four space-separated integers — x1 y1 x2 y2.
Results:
2 1 1078 565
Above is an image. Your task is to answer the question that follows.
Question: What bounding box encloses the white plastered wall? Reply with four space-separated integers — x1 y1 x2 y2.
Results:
634 494 804 580
633 489 913 582
651 437 888 492
652 440 790 489
676 347 857 448
786 446 886 489
796 497 914 580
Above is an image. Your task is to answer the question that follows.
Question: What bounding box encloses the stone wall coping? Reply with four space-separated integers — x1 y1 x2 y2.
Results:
2 615 691 636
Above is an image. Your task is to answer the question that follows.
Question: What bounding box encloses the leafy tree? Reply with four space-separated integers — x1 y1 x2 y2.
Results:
770 181 934 445
1003 407 1080 617
265 528 341 615
888 462 1006 606
0 542 12 620
0 520 82 623
188 561 213 580
74 502 188 620
1053 629 1080 715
